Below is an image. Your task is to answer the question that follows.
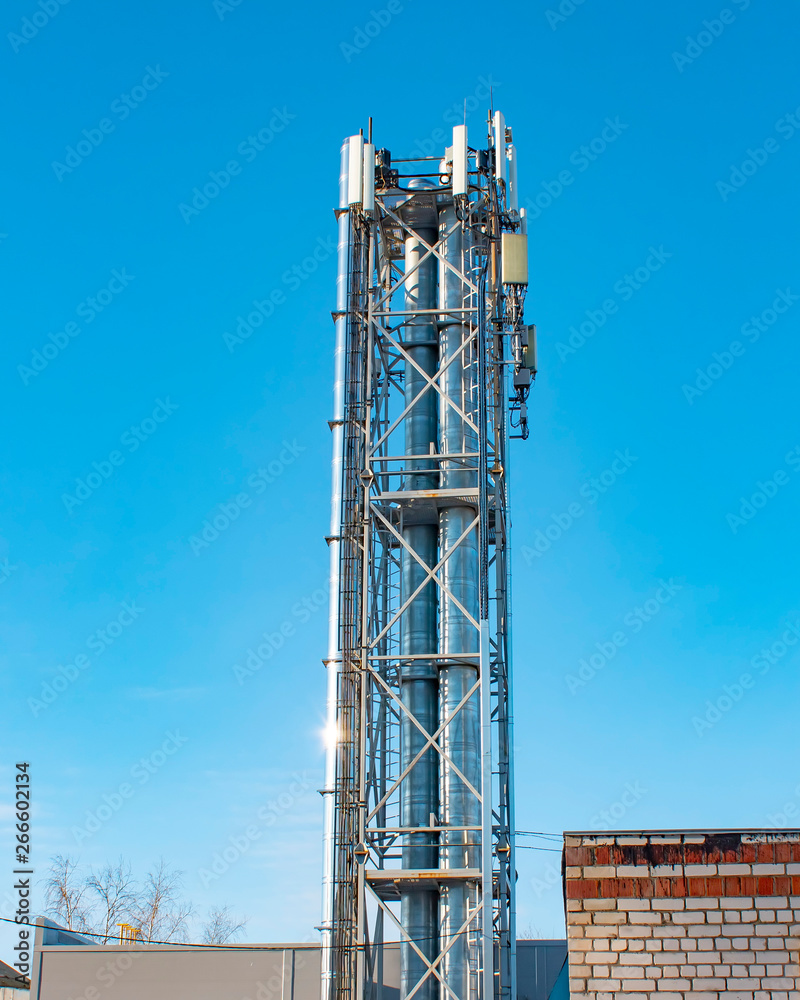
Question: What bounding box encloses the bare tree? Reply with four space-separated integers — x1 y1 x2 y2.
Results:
85 858 138 943
43 855 91 932
42 855 242 945
201 905 247 945
131 859 192 942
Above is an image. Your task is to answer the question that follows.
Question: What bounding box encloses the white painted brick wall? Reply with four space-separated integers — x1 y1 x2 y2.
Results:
567 896 800 999
564 832 800 1000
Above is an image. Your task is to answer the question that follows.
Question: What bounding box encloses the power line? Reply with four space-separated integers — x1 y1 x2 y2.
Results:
515 831 563 841
3 915 481 953
0 917 291 952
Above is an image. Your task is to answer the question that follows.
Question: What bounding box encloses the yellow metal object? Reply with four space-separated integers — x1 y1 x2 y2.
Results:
117 923 141 944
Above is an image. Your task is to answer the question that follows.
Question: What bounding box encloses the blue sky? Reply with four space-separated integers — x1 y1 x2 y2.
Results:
2 0 800 955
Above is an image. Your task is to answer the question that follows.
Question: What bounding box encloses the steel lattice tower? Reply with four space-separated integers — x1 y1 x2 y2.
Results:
321 112 535 1000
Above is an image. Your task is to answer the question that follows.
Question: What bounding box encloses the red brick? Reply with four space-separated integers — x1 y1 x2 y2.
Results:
611 878 625 897
688 878 706 897
757 876 774 896
685 845 704 863
565 847 591 866
617 878 634 898
774 875 791 895
638 878 655 898
706 877 723 896
775 842 791 863
792 844 800 863
594 846 611 864
567 879 599 900
673 877 687 896
741 876 756 896
792 875 800 895
601 878 620 898
757 843 774 863
725 876 741 896
741 844 757 863
654 878 670 897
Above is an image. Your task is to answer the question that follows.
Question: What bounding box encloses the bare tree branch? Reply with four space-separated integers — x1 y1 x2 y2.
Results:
42 855 242 946
43 856 91 932
201 905 247 945
131 859 192 943
85 858 138 943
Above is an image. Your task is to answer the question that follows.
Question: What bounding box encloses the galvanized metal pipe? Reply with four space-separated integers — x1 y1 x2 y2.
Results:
321 139 352 1000
400 181 440 1000
438 204 481 1000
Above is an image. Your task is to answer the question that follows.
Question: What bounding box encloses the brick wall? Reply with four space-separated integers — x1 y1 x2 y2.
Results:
564 830 800 1000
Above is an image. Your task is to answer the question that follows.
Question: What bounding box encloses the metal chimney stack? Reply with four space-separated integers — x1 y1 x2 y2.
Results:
321 113 535 1000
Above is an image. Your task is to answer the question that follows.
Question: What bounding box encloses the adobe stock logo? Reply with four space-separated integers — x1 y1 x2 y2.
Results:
222 237 335 353
590 782 648 830
178 110 295 223
61 399 179 513
544 0 590 30
340 1 404 62
672 1 752 73
17 269 135 386
213 0 248 19
726 445 800 534
682 288 798 404
555 248 671 362
521 450 637 563
407 76 499 158
8 0 72 53
565 581 682 694
522 118 628 224
232 585 328 685
188 440 306 555
715 103 800 202
28 601 145 717
197 772 313 887
0 558 19 586
692 618 800 737
72 731 189 844
51 67 169 181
